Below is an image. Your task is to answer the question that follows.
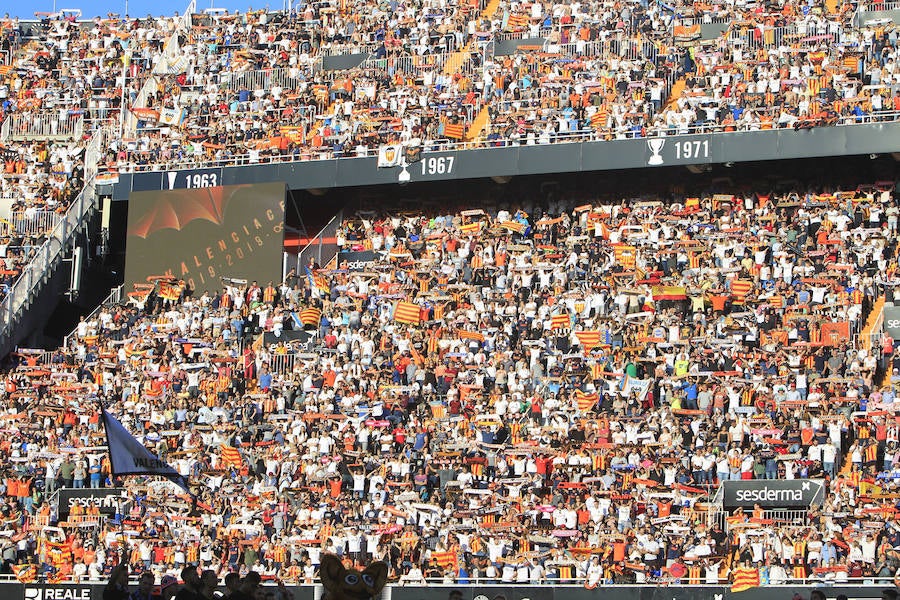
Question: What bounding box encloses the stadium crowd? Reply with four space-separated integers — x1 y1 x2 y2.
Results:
0 0 896 592
0 174 899 590
1 4 898 302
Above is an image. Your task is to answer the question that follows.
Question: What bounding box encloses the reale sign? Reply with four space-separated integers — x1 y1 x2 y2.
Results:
25 586 92 600
56 488 127 516
722 479 824 508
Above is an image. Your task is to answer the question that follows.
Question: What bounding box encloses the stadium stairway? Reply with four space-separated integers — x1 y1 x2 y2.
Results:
443 42 474 77
480 0 503 21
465 105 491 141
665 76 688 110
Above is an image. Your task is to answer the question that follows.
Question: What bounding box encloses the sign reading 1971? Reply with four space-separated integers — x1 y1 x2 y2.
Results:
674 140 710 160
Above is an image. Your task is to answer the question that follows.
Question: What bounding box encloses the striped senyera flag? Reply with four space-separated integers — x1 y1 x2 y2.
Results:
730 279 753 305
443 122 465 139
506 13 528 29
220 444 242 468
299 307 322 326
574 390 598 412
13 564 36 583
459 221 483 235
458 330 485 343
575 330 601 351
394 301 421 325
590 110 607 129
431 550 459 571
551 313 571 330
731 567 760 592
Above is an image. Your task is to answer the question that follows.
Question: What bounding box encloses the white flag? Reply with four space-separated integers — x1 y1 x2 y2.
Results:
377 144 403 168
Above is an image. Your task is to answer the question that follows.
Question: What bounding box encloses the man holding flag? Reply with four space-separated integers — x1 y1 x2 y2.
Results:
101 405 190 493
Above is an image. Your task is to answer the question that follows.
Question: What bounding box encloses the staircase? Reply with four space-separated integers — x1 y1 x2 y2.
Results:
479 0 502 21
443 42 474 76
465 105 491 141
0 130 105 357
664 76 688 110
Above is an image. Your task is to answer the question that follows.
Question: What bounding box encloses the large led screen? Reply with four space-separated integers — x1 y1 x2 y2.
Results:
125 182 286 294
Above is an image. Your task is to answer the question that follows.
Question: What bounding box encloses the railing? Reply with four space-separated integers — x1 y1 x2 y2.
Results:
359 52 454 74
545 38 660 60
318 43 380 57
0 112 83 142
0 129 104 351
117 105 900 174
859 0 900 9
221 67 312 92
1 244 41 256
270 352 302 376
710 508 811 531
5 210 62 238
672 15 733 25
62 284 124 350
296 207 345 272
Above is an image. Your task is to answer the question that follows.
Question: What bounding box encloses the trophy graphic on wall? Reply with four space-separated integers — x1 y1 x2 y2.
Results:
647 138 665 166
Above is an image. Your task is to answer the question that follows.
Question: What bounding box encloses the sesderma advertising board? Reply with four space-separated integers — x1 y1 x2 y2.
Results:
722 479 825 508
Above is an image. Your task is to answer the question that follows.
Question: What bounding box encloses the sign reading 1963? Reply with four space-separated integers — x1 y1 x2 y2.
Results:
165 168 223 190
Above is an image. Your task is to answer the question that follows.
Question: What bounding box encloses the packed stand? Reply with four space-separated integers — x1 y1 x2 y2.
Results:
101 0 900 169
0 13 188 303
658 19 900 133
0 177 899 588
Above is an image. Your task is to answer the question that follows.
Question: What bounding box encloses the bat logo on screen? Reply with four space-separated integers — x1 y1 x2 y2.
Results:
129 187 231 239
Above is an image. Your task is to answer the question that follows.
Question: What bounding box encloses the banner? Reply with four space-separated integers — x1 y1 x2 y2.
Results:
377 144 403 168
0 582 891 600
819 321 851 347
101 409 189 492
56 488 127 517
159 107 187 127
721 479 824 508
885 305 900 341
338 250 377 271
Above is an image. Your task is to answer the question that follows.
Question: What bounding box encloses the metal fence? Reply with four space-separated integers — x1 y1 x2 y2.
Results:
62 284 124 350
708 507 811 531
221 67 315 92
359 52 455 74
0 112 84 142
318 43 380 57
859 0 900 9
4 210 61 237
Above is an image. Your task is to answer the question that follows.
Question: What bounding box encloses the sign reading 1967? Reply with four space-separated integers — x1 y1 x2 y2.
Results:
420 156 454 175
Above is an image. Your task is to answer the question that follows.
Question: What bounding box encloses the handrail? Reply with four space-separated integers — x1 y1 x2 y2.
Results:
62 284 124 350
106 110 900 175
0 130 104 350
296 208 346 272
858 0 900 9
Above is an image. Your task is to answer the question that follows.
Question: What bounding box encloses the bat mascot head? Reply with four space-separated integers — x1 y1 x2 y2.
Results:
320 554 389 600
